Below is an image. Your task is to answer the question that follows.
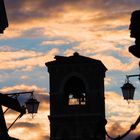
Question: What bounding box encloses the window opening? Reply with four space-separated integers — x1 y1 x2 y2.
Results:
68 93 86 105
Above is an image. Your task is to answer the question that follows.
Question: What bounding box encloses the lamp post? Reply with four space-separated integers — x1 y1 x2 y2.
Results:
113 73 140 140
106 72 140 140
116 73 140 140
0 91 40 139
5 91 40 130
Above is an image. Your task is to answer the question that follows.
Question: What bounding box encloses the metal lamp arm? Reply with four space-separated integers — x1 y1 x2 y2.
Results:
126 74 140 81
130 115 140 130
7 106 26 131
7 113 23 131
114 130 131 140
117 115 140 139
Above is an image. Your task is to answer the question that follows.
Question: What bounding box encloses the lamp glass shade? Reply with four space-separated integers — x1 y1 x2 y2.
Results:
121 82 135 100
25 98 40 114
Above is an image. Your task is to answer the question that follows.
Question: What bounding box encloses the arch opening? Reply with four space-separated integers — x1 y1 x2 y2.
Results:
64 76 86 105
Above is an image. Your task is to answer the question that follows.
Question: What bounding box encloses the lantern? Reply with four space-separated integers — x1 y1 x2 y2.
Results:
121 82 135 100
25 98 40 114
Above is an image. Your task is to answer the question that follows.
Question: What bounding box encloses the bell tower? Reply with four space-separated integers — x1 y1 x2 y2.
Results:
45 52 107 140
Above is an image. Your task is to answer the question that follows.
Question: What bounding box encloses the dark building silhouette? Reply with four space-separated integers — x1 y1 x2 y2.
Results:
129 10 140 58
0 0 8 33
46 52 107 140
0 93 26 140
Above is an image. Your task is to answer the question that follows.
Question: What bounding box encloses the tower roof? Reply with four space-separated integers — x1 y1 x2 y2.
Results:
45 52 107 71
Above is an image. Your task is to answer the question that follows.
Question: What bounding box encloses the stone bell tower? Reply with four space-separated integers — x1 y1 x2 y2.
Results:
45 52 107 140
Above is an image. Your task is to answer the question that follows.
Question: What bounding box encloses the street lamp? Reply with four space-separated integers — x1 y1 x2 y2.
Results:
25 94 40 114
119 73 140 139
106 73 140 140
6 91 40 129
121 74 140 101
7 91 40 115
121 76 136 101
0 91 40 139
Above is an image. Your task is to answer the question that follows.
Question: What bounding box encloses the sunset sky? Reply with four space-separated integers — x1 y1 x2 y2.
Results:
1 0 140 140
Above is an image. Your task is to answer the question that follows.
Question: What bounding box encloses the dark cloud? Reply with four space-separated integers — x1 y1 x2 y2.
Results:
43 135 50 140
20 27 45 38
5 0 80 23
10 121 39 129
5 0 45 23
4 0 140 24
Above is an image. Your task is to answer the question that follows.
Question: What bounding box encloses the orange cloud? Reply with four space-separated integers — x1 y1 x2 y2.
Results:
93 54 138 71
1 2 135 74
0 84 44 93
105 92 140 139
0 48 59 70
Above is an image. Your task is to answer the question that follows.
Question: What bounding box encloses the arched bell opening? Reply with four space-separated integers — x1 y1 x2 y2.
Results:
64 76 87 106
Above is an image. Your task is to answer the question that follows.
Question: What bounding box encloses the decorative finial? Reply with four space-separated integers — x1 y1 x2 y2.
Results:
73 52 79 56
